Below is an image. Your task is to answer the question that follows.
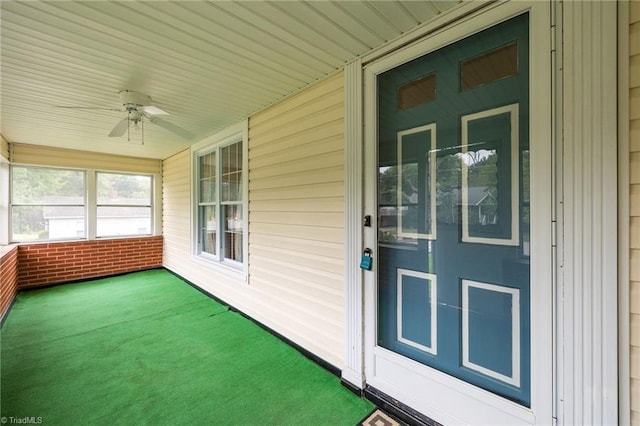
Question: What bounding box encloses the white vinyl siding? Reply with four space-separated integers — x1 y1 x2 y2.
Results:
630 1 640 424
162 149 191 268
10 143 161 174
248 72 345 366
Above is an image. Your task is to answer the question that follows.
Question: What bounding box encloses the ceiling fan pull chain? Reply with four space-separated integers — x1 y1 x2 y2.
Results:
127 110 131 142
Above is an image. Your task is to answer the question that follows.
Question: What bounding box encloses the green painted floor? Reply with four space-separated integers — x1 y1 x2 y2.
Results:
1 269 373 425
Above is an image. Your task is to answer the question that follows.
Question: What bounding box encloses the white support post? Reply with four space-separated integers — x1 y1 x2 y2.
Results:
558 1 618 423
343 58 365 389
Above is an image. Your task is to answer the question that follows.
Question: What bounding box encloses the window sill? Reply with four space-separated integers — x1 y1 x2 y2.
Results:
190 254 247 283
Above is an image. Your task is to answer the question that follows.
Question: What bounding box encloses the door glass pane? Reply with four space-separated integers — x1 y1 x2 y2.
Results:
376 13 530 407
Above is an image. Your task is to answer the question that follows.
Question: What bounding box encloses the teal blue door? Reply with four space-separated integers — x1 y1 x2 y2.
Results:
376 13 531 406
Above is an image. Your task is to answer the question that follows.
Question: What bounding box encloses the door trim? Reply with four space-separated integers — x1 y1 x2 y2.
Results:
361 2 552 424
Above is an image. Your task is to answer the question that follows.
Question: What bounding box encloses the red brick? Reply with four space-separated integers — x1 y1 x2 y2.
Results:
15 237 163 289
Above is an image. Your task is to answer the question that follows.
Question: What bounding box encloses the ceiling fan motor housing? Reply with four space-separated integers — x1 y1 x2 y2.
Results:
119 90 152 109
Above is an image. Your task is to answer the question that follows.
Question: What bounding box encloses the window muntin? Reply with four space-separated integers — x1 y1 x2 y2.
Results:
96 172 152 237
196 139 244 266
10 166 86 241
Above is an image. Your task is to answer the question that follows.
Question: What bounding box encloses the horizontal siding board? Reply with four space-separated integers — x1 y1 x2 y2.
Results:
250 197 343 213
251 211 343 228
250 223 342 243
250 181 344 202
11 143 161 174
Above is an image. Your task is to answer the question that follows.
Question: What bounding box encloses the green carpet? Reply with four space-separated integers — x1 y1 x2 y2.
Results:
1 269 373 425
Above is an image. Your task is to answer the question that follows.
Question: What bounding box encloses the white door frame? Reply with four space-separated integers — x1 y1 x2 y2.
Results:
354 2 553 424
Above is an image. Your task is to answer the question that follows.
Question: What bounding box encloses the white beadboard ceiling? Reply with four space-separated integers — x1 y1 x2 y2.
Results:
1 1 460 160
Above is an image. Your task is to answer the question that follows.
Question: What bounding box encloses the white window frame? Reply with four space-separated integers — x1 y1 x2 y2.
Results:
95 171 154 239
9 165 159 243
9 165 87 242
191 120 249 279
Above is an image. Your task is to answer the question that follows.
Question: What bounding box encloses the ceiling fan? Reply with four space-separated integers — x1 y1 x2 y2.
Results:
56 90 194 142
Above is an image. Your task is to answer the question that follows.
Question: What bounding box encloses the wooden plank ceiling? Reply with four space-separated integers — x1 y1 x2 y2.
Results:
1 1 459 159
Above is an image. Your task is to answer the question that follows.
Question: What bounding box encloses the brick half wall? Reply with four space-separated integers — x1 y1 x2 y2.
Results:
1 245 19 320
17 236 163 289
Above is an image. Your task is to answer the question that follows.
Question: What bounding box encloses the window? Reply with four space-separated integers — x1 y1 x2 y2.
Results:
195 137 245 268
10 166 86 241
10 166 155 242
96 172 152 237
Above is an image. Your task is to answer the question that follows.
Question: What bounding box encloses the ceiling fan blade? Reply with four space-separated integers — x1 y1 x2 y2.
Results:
148 117 194 140
142 105 169 116
108 118 129 137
